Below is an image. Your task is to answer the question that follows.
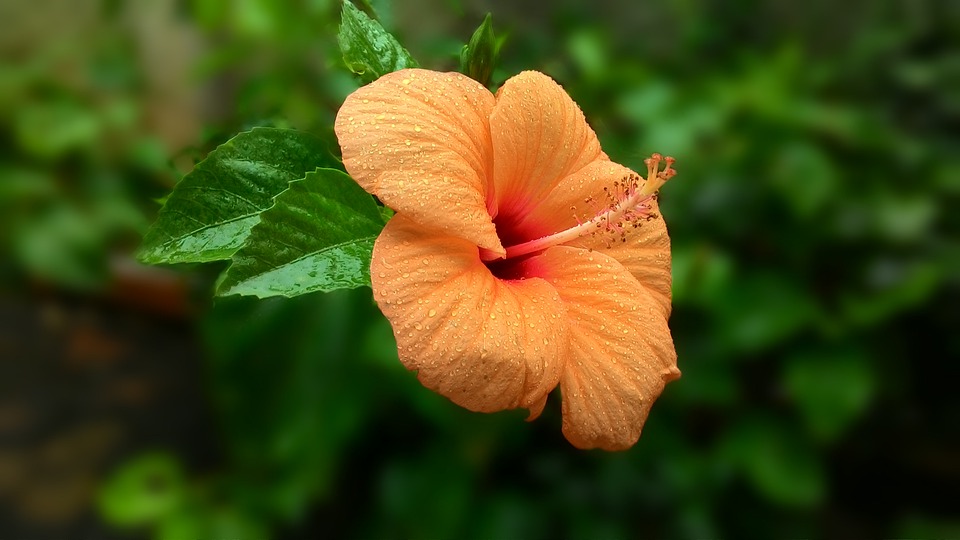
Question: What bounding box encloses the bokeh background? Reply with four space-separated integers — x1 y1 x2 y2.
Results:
2 0 958 538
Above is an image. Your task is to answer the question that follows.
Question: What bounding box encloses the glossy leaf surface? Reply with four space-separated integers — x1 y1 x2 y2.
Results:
217 168 385 298
137 128 332 264
338 0 418 84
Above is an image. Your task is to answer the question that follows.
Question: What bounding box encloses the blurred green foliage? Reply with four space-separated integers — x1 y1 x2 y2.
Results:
4 0 958 538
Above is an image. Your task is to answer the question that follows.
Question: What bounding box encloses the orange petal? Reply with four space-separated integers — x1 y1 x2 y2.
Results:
520 246 679 450
517 160 673 316
372 214 568 417
335 69 503 256
569 200 672 317
490 71 604 230
511 160 630 239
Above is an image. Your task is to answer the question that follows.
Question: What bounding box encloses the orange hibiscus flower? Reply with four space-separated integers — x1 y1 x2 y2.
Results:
335 69 679 450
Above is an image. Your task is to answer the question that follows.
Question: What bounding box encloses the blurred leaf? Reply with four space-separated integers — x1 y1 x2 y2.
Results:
0 63 36 111
217 168 385 298
713 273 818 353
873 193 937 242
841 259 942 326
338 0 418 84
378 449 472 539
616 81 675 125
471 492 543 540
232 0 284 37
567 29 607 81
667 353 739 407
128 137 173 173
13 205 109 288
137 127 333 265
191 0 228 29
158 507 268 540
459 13 499 87
935 162 960 193
0 166 57 202
14 101 101 159
671 244 734 305
97 453 185 527
722 416 826 508
200 290 380 522
771 141 837 217
896 513 960 539
784 346 876 442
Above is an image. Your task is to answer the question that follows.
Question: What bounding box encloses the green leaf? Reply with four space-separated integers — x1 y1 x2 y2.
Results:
217 168 385 298
784 347 876 442
338 0 418 84
136 127 333 264
97 453 185 527
14 101 101 159
713 272 818 354
158 507 268 540
459 13 500 87
721 416 825 508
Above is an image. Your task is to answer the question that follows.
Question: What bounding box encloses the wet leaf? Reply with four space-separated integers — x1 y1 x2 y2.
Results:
217 168 385 297
338 0 418 84
137 127 333 264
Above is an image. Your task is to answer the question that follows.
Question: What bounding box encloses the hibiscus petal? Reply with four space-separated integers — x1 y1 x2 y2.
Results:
490 71 604 233
520 246 679 450
514 160 672 316
514 160 631 238
372 215 568 417
335 69 503 255
569 203 672 317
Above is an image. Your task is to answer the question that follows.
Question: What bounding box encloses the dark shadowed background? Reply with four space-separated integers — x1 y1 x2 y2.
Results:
1 0 958 538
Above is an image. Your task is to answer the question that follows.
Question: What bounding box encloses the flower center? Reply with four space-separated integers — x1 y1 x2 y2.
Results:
497 154 675 261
